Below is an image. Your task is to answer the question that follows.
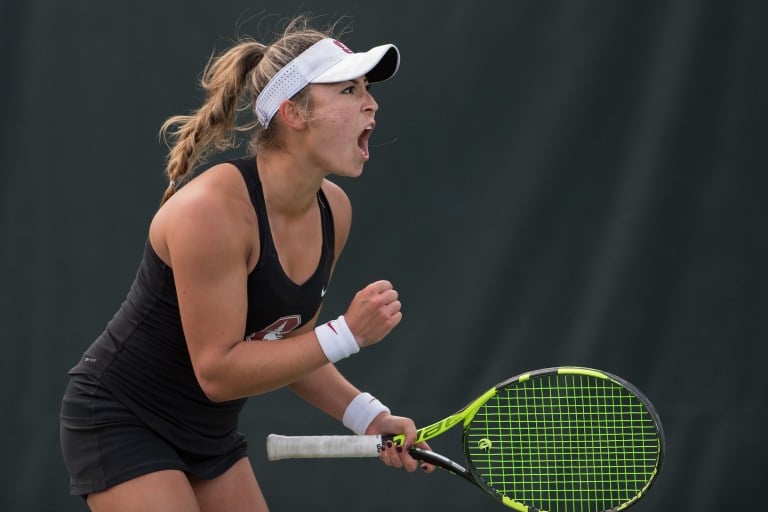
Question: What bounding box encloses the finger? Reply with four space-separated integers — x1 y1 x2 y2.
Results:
398 429 419 472
370 280 393 293
376 289 398 307
413 442 437 473
398 448 421 473
420 462 437 473
393 442 420 472
381 441 400 467
386 300 402 314
379 440 403 468
383 288 398 300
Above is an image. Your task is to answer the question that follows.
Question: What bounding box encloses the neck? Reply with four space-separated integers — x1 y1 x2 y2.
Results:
256 149 326 217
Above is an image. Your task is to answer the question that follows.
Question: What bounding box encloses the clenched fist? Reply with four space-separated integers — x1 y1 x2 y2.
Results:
343 280 402 347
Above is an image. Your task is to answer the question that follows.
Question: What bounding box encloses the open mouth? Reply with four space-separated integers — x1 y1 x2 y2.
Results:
357 124 374 158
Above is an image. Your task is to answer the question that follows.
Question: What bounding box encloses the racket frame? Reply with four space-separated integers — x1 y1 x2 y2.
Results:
459 367 665 512
266 366 665 512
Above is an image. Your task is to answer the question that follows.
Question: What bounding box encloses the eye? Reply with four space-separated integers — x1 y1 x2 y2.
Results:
340 82 372 94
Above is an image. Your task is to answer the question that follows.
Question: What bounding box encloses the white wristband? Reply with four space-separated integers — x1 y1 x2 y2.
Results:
314 315 360 363
343 392 391 435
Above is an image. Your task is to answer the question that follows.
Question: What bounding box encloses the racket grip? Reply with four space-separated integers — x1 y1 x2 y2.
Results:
266 434 383 461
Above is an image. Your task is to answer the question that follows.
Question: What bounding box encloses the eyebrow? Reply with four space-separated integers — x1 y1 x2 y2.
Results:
347 78 371 87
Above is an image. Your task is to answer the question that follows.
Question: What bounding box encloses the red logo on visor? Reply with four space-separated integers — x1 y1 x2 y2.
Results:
332 40 353 54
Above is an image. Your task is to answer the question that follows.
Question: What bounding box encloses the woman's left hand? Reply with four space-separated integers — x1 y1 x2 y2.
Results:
366 413 436 473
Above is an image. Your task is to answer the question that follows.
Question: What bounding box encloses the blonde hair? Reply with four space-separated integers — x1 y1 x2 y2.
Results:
158 15 335 205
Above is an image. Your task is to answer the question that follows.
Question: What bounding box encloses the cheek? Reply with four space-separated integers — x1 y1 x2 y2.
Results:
317 112 356 144
314 102 355 125
307 103 359 153
326 108 356 129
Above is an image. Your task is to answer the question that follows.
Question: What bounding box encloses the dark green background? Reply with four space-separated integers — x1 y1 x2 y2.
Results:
2 1 766 510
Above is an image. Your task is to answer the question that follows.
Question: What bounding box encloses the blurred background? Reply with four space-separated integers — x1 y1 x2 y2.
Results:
1 0 766 510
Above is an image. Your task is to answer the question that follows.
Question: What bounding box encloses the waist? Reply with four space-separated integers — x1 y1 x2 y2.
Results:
70 330 247 446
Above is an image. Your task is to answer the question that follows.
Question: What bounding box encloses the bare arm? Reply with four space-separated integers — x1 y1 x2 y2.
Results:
289 364 361 419
151 171 400 402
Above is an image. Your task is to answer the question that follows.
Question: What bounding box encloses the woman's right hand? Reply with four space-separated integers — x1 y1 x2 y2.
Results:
343 280 402 347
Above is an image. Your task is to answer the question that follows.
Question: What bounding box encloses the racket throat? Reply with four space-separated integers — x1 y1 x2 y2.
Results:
409 447 475 485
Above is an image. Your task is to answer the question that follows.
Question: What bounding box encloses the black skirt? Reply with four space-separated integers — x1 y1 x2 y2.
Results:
60 374 248 496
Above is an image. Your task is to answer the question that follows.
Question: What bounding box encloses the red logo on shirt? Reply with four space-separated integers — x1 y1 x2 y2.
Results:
332 40 353 54
246 315 302 341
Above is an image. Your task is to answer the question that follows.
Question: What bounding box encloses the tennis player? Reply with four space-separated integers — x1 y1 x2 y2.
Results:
60 16 432 511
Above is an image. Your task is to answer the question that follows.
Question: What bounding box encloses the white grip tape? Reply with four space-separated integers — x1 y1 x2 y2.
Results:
314 315 359 363
342 392 391 435
266 434 382 460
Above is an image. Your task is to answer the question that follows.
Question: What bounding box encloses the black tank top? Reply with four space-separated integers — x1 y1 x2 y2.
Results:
69 157 335 453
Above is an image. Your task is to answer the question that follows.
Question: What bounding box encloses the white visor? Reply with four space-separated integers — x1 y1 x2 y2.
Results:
255 38 400 128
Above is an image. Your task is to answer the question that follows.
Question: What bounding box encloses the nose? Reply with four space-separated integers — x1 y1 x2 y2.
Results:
363 89 379 113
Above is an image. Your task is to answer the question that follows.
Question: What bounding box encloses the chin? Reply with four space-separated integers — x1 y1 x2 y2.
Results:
336 164 365 178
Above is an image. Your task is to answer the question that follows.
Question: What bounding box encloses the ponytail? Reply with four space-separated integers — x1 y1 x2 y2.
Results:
158 40 266 205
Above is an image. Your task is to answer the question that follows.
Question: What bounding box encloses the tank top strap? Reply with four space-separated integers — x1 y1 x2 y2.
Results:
229 157 274 259
317 187 335 257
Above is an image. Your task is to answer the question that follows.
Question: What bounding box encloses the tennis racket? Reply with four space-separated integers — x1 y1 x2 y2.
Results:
267 366 665 512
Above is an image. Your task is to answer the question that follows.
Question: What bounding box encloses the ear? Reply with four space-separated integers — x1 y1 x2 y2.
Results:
277 100 307 130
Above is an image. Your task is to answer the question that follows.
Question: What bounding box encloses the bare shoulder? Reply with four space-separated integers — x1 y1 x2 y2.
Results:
150 163 255 265
321 178 352 254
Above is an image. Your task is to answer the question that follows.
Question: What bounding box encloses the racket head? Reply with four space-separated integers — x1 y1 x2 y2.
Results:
462 367 665 512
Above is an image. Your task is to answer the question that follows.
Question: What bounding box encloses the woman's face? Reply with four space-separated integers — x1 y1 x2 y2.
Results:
303 76 379 177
